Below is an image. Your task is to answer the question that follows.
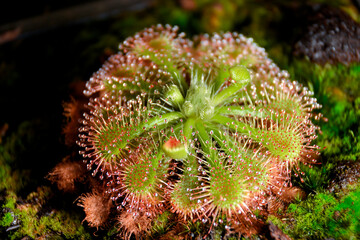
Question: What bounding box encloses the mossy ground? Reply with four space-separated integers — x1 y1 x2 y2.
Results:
1 0 359 239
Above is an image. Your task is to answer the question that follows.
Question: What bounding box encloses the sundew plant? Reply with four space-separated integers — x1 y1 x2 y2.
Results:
70 24 322 238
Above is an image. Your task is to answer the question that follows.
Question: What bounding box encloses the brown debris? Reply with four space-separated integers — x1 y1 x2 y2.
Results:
0 122 9 144
230 213 265 238
0 27 21 45
117 210 154 240
62 98 86 147
179 0 196 11
277 187 306 204
62 80 88 147
268 221 291 240
47 158 86 192
77 191 112 229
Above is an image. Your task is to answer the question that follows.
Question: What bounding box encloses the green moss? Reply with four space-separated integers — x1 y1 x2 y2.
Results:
0 212 14 227
3 193 16 210
104 226 119 239
269 186 360 240
2 187 91 240
294 162 333 193
329 190 360 239
11 206 91 240
151 211 173 235
0 192 17 228
39 211 91 239
184 219 204 238
0 121 35 192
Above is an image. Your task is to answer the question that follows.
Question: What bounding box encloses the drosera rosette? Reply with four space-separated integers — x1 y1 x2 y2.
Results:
51 24 323 239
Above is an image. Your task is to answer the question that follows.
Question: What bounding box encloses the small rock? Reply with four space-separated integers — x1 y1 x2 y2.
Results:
294 5 360 65
328 161 360 194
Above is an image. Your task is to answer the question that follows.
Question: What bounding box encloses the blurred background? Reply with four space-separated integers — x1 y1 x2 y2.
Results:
0 0 359 239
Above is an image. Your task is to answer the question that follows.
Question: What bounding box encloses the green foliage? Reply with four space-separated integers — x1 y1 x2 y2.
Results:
1 187 91 240
294 162 333 193
1 194 18 235
183 219 204 238
104 226 120 240
329 190 360 238
0 162 13 191
10 206 91 240
287 193 336 239
318 96 360 160
0 212 14 227
151 211 173 235
0 121 36 192
287 62 360 161
28 211 90 239
2 194 16 210
270 186 360 240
